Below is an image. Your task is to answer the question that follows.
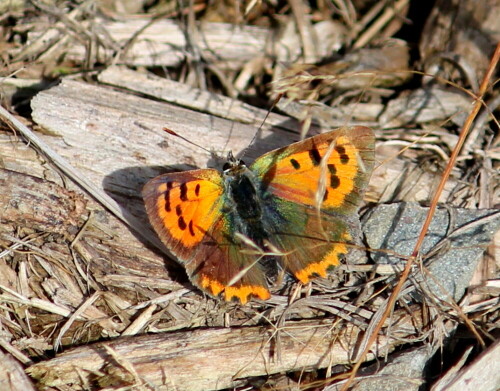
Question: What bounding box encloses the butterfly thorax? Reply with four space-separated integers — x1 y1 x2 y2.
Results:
222 155 268 242
223 160 261 220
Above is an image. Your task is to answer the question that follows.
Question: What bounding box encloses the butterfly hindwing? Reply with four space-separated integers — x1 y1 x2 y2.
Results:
186 215 271 303
142 169 270 303
262 198 361 284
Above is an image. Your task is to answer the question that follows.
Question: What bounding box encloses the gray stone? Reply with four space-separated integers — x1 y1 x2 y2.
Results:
361 202 500 302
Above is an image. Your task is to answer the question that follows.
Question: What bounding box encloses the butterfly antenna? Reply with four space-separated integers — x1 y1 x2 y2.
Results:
238 93 283 160
163 127 214 155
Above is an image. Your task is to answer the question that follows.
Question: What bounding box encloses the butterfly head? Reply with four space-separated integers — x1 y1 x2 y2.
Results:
222 151 247 177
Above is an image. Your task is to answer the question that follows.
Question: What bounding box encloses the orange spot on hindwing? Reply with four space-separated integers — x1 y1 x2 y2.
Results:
294 242 348 284
200 275 270 304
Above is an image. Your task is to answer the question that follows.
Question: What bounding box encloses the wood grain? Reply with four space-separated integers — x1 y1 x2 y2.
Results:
27 312 422 391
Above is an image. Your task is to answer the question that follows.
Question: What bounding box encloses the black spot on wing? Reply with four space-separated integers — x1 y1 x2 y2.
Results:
164 183 172 212
290 158 301 170
188 220 195 236
180 183 188 201
335 146 349 164
330 175 340 189
178 216 187 230
176 204 182 216
309 147 321 166
328 164 340 190
195 183 200 196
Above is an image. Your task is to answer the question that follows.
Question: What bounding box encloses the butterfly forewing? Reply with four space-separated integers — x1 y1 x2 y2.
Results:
251 126 375 214
142 169 225 252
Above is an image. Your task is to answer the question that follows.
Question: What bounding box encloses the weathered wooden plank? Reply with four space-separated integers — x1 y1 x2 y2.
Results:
28 312 422 391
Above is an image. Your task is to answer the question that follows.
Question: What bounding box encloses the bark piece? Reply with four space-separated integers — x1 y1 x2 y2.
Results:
22 18 270 69
0 169 86 236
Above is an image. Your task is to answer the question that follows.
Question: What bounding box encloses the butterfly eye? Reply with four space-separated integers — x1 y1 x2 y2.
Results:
223 159 246 172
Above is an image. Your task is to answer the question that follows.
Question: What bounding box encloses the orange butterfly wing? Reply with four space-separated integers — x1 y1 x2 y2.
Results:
142 169 270 303
250 126 375 283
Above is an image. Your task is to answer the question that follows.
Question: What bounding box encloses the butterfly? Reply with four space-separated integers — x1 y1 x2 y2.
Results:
142 126 375 304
